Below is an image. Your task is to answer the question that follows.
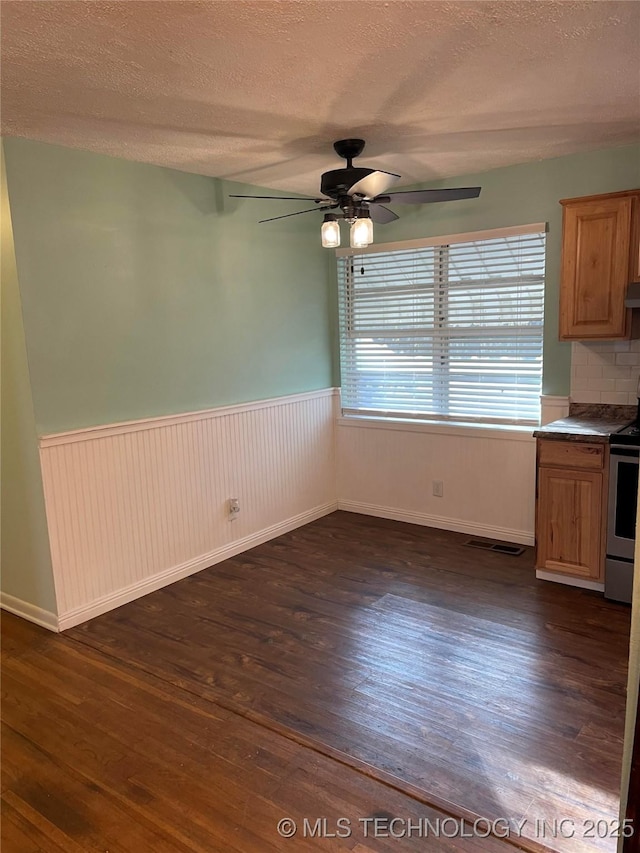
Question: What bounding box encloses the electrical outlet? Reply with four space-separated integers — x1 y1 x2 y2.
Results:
228 497 240 518
432 480 444 498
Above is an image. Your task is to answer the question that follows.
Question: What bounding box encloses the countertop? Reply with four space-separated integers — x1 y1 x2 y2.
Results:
533 403 636 443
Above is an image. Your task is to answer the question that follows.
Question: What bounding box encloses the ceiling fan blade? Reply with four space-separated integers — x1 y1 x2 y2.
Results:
368 204 399 224
381 187 482 204
347 170 401 200
258 206 332 223
230 194 324 201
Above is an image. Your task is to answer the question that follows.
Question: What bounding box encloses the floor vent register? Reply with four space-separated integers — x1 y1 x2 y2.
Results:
464 539 526 556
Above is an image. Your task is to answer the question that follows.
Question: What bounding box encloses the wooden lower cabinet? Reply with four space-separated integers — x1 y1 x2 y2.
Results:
535 440 607 582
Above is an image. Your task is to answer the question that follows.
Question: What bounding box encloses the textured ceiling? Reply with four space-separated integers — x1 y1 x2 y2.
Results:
2 1 639 194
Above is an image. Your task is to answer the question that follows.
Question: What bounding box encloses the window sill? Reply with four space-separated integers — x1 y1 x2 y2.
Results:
336 414 536 442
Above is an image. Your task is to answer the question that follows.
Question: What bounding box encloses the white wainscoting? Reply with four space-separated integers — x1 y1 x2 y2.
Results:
26 390 545 632
336 417 537 545
39 389 338 630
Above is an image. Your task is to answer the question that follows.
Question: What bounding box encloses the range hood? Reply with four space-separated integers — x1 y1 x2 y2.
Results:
625 282 640 308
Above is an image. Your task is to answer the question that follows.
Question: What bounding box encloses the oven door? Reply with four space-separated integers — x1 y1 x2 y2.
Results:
607 446 639 561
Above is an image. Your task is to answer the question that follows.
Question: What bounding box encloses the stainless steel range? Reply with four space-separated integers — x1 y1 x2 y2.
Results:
606 421 639 603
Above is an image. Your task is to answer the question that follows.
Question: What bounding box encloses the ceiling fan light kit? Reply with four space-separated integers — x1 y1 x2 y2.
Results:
321 210 373 249
231 139 482 249
321 213 341 248
350 211 374 248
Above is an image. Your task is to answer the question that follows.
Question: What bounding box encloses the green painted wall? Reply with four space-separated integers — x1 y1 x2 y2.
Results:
330 143 640 395
6 139 637 431
1 142 57 614
3 137 333 435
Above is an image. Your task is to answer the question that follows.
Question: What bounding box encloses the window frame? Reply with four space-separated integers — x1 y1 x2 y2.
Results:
336 223 547 428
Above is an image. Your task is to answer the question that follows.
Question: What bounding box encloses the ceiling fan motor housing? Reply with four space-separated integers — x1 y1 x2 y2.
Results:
320 167 374 200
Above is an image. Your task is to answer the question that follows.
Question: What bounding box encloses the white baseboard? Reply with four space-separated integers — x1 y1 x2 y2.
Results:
0 592 59 632
57 501 338 631
337 500 534 546
535 570 605 592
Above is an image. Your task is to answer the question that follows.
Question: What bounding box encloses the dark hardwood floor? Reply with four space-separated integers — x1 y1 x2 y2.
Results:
2 512 632 852
2 613 526 853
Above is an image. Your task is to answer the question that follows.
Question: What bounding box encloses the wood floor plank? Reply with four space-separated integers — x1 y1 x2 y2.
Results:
1 727 192 853
1 796 86 853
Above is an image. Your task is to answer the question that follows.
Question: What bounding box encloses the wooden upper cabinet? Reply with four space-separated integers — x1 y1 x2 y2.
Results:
631 192 640 282
559 189 640 340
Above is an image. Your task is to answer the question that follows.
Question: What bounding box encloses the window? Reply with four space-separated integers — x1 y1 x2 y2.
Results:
337 224 546 426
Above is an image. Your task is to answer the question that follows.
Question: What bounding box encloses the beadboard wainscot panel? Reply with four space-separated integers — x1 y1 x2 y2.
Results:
40 389 338 629
336 417 536 545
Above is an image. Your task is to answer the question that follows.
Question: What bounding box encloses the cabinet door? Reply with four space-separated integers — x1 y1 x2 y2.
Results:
536 466 603 579
559 196 632 339
631 194 640 282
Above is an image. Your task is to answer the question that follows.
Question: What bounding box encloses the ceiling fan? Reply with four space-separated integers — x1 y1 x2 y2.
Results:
229 138 481 248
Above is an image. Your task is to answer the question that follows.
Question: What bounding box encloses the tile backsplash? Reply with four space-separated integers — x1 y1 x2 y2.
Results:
571 340 640 405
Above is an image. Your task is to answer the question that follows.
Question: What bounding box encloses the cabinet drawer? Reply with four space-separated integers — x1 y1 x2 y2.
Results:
538 440 604 470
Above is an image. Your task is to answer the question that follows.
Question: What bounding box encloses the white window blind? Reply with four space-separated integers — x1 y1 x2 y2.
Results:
337 225 546 425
